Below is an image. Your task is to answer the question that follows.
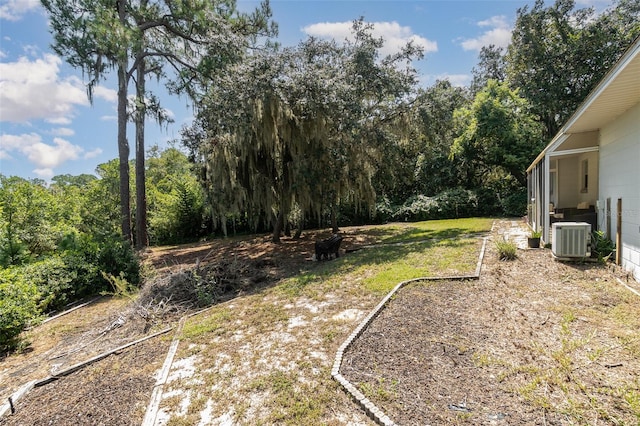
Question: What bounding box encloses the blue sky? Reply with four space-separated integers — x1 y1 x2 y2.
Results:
0 0 612 181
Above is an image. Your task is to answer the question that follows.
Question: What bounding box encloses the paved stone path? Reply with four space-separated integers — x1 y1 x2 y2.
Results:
493 219 531 249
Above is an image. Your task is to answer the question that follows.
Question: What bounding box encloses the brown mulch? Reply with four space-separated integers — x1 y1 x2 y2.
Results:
341 224 640 425
1 337 169 426
0 297 161 403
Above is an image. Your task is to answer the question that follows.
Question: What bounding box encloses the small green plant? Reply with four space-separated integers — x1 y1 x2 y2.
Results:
359 377 398 402
531 230 542 238
591 230 615 263
496 238 517 260
102 271 135 298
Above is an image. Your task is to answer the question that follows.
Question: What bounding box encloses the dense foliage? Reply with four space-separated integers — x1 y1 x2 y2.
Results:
0 269 39 351
42 0 276 248
0 174 140 350
183 20 422 241
3 0 637 350
0 147 207 350
507 0 640 139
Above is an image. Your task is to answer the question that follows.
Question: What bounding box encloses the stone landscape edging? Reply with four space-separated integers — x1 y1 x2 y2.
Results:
331 236 488 426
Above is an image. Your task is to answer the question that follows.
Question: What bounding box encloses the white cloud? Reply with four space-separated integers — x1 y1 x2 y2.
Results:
302 20 437 58
22 137 82 168
50 127 75 137
101 115 117 121
33 168 54 179
459 15 512 52
22 44 40 57
47 117 73 125
0 132 86 174
84 148 103 159
0 54 89 123
0 132 40 150
477 15 509 29
0 0 40 21
93 85 117 103
422 73 471 87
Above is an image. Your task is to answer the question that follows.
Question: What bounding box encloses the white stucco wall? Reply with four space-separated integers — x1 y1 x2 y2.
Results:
599 102 640 282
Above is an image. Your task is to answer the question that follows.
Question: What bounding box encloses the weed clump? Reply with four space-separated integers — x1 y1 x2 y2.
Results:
591 230 615 263
496 239 517 261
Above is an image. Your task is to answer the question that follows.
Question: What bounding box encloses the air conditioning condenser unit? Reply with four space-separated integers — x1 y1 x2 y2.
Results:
552 222 591 259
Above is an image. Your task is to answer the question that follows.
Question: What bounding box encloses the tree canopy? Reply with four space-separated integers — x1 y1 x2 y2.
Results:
41 0 276 246
184 20 423 241
507 0 640 139
451 80 545 188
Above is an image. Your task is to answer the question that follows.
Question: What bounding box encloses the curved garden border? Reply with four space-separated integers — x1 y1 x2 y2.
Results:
331 236 488 426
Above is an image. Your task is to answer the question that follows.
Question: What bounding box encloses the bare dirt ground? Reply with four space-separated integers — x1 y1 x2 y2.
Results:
1 221 638 425
341 221 640 425
1 229 377 425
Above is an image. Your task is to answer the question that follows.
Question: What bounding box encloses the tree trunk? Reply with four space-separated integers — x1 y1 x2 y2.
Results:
272 210 283 243
117 59 131 244
293 209 303 239
331 199 339 233
134 56 148 249
293 216 303 240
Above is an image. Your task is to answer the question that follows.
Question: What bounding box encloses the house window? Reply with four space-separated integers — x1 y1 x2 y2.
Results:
581 159 588 193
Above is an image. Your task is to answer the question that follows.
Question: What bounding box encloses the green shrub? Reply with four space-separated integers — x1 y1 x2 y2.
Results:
435 188 478 218
0 268 40 351
496 238 518 260
374 196 394 223
591 230 615 263
22 257 75 313
393 194 438 221
501 189 528 217
96 237 140 287
19 235 139 314
475 188 501 217
392 189 479 222
102 272 135 298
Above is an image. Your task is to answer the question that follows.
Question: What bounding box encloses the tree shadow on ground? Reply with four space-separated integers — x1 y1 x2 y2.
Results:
142 223 487 314
341 221 489 245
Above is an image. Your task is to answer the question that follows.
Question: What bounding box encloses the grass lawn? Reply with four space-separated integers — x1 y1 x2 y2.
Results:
161 218 493 425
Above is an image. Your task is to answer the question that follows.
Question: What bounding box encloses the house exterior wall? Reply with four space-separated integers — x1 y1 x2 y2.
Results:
599 102 640 281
